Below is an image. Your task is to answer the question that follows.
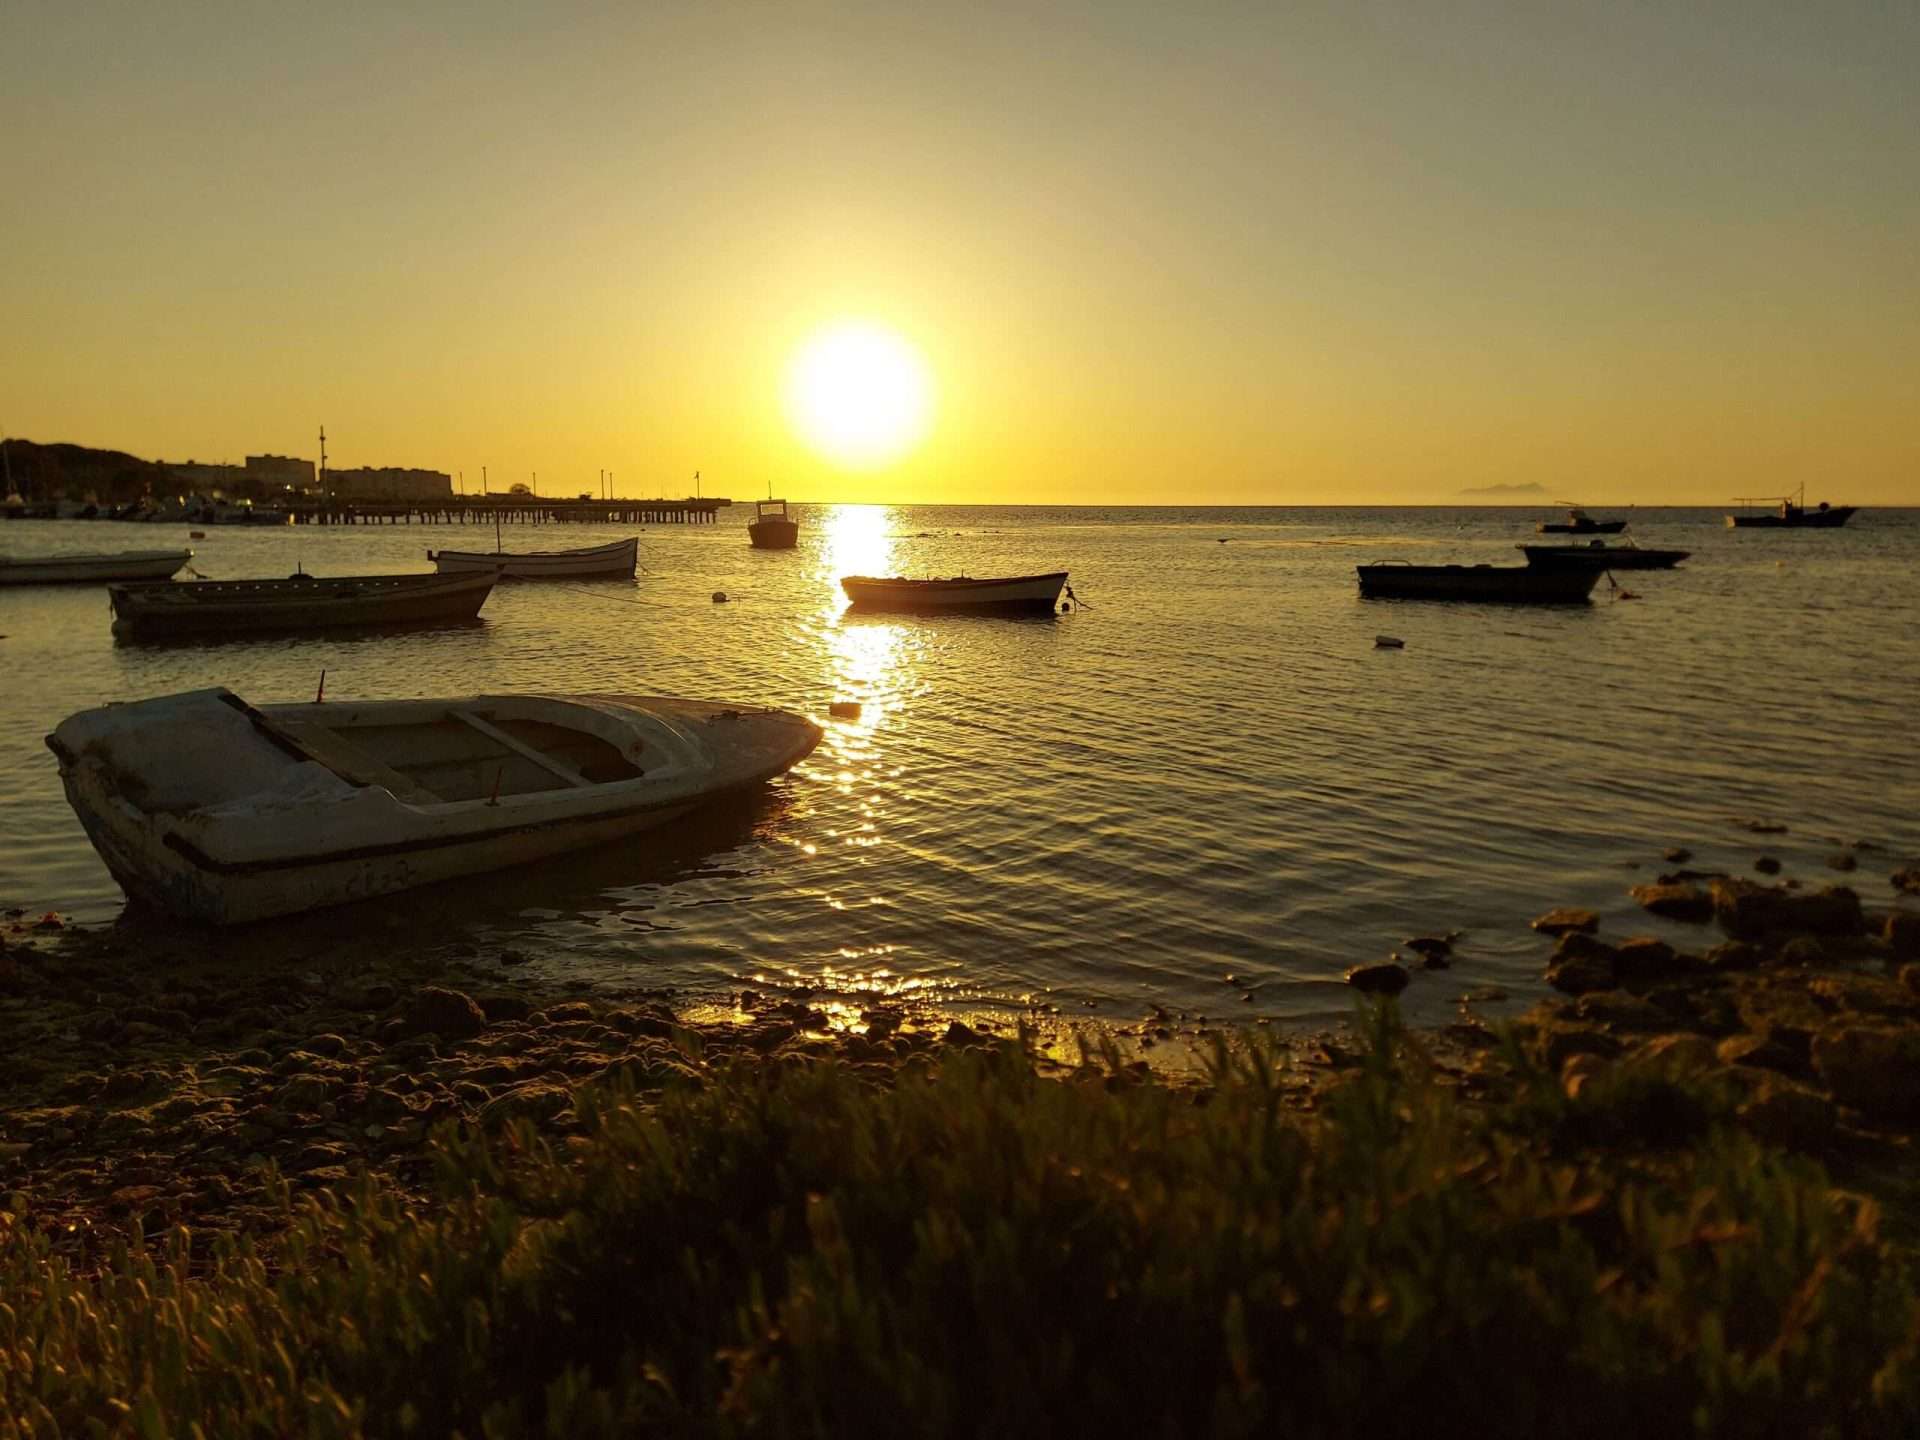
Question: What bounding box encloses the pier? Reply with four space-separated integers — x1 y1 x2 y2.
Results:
286 497 730 526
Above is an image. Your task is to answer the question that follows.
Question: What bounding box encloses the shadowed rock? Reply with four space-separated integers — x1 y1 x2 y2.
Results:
1710 880 1863 940
1346 962 1410 995
1546 931 1619 994
1812 1027 1920 1120
1629 882 1712 923
1532 908 1598 937
404 987 487 1040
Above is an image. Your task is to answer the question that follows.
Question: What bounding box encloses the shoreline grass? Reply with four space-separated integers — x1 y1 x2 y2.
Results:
5 1009 1916 1437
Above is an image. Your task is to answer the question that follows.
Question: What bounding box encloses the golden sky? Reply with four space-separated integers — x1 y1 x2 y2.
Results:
3 2 1915 504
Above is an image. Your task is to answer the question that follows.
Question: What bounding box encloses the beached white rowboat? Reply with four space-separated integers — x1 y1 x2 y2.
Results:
427 536 638 578
47 687 821 924
0 549 191 585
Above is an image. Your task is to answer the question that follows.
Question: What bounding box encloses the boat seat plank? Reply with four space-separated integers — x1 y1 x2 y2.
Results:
264 719 442 805
452 709 595 789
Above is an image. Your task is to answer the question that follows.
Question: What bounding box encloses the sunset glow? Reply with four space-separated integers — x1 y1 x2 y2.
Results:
785 324 932 471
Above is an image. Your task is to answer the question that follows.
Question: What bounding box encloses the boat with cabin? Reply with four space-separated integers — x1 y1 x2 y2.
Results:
1537 504 1628 535
428 536 638 579
1357 562 1601 603
1726 487 1856 529
108 570 497 639
841 571 1069 615
748 499 799 550
0 549 192 586
1518 540 1689 570
46 686 822 924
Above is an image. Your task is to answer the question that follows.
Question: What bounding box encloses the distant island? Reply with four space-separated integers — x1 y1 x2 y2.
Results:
1456 481 1549 498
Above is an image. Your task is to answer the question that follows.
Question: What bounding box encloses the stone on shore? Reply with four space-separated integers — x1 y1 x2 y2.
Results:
1892 866 1920 896
1811 1027 1920 1121
1709 880 1863 940
1345 962 1410 995
1737 1082 1837 1149
1885 910 1920 959
1532 908 1598 937
1629 882 1712 924
404 987 487 1040
1546 932 1618 995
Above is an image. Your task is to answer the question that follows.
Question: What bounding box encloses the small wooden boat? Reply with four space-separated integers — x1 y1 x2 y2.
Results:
841 571 1068 614
1357 562 1600 603
1726 487 1856 529
748 500 799 550
1537 505 1627 535
0 549 191 586
46 687 822 924
1519 540 1690 570
428 536 638 578
109 570 496 639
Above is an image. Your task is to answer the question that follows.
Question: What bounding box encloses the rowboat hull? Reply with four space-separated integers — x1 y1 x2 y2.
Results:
109 571 496 639
1536 520 1627 535
1519 544 1689 570
0 549 191 585
47 688 822 925
841 571 1068 614
428 537 638 578
1357 563 1600 603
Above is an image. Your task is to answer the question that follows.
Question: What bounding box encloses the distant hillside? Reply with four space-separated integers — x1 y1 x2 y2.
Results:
1456 481 1548 499
1 438 171 503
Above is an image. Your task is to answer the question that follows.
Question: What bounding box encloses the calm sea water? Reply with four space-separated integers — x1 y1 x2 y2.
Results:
2 505 1915 1030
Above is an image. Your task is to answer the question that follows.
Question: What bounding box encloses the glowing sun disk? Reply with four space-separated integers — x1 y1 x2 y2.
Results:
786 323 931 469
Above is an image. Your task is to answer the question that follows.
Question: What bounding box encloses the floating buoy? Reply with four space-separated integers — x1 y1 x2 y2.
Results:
711 591 728 603
1374 635 1405 649
189 530 206 539
828 700 862 720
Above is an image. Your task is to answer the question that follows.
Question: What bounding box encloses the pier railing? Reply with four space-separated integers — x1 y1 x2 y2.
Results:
285 497 730 526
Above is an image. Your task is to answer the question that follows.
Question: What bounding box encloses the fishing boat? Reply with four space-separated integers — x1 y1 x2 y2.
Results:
1537 504 1628 535
108 570 497 639
46 686 822 924
841 571 1069 615
0 549 192 586
748 499 799 550
1356 562 1600 603
1726 487 1856 529
1518 540 1690 570
428 536 638 578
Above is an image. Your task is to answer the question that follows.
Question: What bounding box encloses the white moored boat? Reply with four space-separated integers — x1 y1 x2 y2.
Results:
0 549 191 586
427 536 638 579
840 571 1068 615
46 687 822 925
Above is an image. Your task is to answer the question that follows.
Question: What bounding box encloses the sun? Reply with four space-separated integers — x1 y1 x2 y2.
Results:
785 321 931 469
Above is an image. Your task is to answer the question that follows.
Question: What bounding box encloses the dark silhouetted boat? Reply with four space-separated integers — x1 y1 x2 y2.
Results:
1357 562 1600 603
46 686 821 924
748 499 799 550
842 571 1068 614
428 536 637 578
108 570 497 639
1519 540 1689 570
1537 504 1628 535
1726 487 1856 529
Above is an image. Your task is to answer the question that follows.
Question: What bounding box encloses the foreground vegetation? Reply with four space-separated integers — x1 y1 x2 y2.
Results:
3 1011 1917 1438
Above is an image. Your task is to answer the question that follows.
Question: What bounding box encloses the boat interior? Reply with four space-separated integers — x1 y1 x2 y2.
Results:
261 703 646 803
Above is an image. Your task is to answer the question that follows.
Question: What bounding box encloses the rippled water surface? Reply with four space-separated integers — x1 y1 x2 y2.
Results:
3 505 1916 1029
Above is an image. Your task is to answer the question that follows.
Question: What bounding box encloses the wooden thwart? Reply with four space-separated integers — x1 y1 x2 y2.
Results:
453 709 594 788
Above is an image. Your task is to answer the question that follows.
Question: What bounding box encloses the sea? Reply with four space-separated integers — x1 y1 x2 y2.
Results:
2 505 1915 1035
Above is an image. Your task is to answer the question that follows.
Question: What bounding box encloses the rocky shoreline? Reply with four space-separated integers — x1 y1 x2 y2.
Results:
4 858 1918 1262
